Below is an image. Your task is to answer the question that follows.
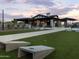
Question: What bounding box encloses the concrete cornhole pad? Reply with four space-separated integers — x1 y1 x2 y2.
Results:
18 45 55 59
0 41 31 52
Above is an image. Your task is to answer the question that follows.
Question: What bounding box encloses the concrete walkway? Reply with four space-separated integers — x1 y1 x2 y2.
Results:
0 28 66 42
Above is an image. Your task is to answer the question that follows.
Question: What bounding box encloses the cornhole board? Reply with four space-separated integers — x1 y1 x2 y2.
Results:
0 41 31 52
18 45 55 59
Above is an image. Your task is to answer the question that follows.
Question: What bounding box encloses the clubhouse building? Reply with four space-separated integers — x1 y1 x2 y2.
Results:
14 14 76 29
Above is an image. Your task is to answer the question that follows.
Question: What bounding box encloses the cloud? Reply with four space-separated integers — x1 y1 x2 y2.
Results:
23 7 49 17
0 12 24 21
26 0 54 7
70 4 79 9
12 0 27 3
50 0 79 15
49 3 79 16
0 7 48 21
0 0 13 3
2 3 79 20
49 7 73 15
0 0 27 4
0 0 54 7
9 7 49 17
60 9 79 20
0 0 79 21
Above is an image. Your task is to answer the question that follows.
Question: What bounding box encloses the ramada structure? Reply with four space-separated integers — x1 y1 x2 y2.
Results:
14 14 76 28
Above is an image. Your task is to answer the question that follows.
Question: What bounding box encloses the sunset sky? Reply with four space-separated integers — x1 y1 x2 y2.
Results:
0 0 79 21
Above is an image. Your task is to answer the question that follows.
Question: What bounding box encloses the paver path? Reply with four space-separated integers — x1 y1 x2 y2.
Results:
0 28 66 42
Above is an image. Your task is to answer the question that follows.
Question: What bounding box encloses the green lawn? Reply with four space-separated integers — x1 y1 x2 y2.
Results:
0 29 40 36
0 31 79 59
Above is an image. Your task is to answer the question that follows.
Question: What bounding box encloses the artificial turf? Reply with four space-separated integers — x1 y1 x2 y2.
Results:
0 31 79 59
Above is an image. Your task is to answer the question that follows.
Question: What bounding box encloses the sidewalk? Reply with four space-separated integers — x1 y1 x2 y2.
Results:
0 28 66 42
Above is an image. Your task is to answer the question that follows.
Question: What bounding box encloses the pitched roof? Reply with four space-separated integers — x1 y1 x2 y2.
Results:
60 18 76 21
32 14 48 19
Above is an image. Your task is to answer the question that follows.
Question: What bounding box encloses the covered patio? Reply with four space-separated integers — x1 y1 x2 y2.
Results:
60 18 76 27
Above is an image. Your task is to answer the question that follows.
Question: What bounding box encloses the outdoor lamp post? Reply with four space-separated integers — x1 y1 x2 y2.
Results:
2 9 4 30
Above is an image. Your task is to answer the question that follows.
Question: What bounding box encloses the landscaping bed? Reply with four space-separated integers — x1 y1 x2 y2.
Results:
0 29 41 36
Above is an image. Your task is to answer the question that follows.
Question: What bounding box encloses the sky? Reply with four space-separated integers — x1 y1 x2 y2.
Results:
0 0 79 21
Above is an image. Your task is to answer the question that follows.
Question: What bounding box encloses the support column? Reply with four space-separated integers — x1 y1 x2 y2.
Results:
50 20 54 28
36 20 40 29
28 22 32 29
64 21 67 27
57 21 61 27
